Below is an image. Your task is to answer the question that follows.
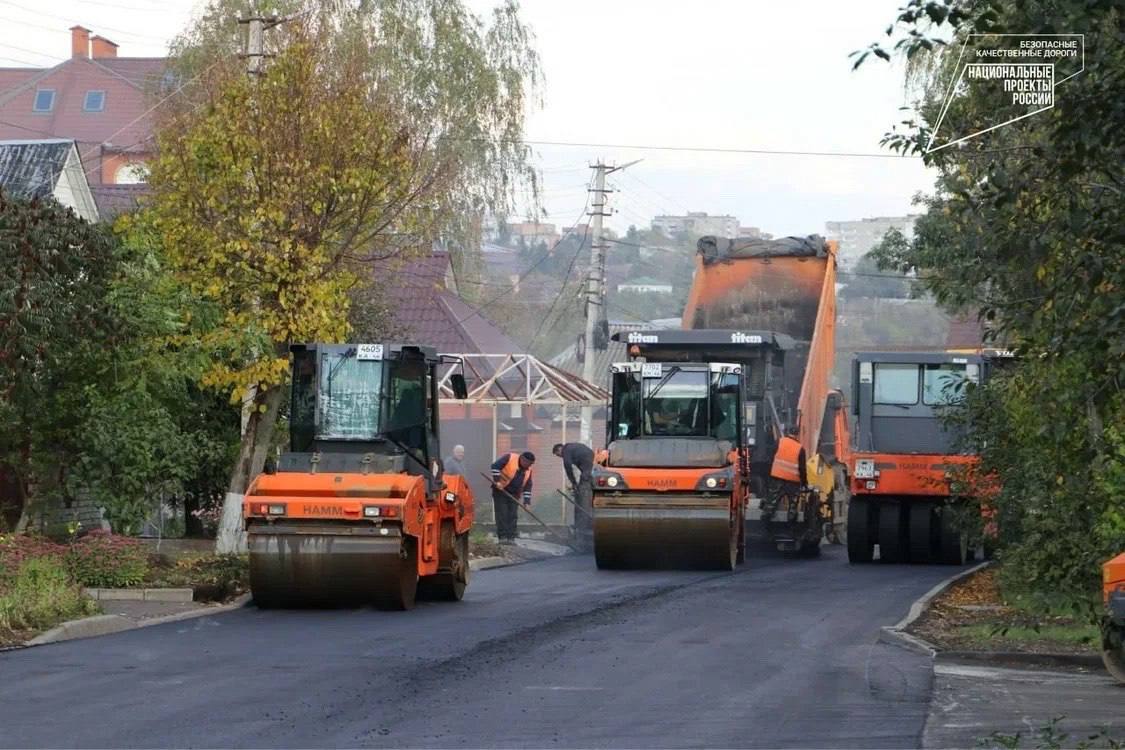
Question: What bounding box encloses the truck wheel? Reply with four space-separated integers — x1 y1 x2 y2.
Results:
878 502 906 563
1104 621 1125 684
847 498 874 563
908 503 937 564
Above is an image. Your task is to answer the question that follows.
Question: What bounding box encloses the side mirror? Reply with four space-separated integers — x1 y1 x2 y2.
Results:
450 372 468 400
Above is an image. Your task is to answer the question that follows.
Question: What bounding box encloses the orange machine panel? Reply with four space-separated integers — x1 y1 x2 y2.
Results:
850 453 978 496
1106 552 1125 605
244 472 427 538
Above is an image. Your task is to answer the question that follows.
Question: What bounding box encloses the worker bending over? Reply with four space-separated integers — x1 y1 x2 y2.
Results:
490 451 536 544
554 442 594 550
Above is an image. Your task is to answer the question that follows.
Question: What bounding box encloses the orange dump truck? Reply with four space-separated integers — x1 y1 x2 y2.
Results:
1105 552 1125 682
243 343 473 610
591 236 849 568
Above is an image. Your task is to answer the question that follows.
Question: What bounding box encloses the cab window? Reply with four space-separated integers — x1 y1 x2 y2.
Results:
923 364 967 405
873 363 919 405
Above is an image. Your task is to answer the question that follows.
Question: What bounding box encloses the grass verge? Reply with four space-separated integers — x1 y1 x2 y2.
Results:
908 567 1100 655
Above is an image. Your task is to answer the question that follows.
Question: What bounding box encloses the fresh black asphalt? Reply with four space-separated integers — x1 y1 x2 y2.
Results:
0 547 959 748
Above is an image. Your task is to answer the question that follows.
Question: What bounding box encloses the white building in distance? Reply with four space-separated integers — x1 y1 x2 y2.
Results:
825 215 921 270
617 277 674 294
652 211 740 239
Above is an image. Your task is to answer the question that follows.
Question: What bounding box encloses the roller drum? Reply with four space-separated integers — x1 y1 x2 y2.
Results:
593 495 736 570
249 522 417 609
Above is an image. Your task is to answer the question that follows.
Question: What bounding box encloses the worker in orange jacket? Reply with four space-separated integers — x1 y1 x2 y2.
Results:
490 451 536 544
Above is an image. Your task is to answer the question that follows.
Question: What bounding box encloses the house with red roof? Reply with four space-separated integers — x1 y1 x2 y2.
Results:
0 25 166 217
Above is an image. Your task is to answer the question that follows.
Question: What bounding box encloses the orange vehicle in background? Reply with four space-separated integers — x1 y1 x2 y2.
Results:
591 235 849 568
243 343 473 609
846 351 1003 564
1104 552 1125 682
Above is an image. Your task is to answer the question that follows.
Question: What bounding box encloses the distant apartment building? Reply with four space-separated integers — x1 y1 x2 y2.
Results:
617 277 673 294
825 215 920 270
652 211 740 239
737 226 774 240
508 221 560 247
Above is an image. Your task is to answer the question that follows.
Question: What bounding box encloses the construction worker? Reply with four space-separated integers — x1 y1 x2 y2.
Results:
490 450 535 544
553 442 594 550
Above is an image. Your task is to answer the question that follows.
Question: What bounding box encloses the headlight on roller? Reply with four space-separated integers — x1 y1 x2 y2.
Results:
363 506 381 518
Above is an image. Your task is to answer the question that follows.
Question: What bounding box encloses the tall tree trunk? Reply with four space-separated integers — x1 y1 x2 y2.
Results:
215 385 285 554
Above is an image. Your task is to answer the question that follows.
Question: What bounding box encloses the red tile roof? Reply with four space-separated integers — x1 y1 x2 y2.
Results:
946 311 987 350
378 251 523 354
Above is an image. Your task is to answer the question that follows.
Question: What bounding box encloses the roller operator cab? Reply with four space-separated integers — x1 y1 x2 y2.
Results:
847 351 989 565
243 343 473 610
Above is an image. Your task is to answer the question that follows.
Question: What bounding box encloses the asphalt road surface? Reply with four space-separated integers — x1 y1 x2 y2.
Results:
0 547 959 748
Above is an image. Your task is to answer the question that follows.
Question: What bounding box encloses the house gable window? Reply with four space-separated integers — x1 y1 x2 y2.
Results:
114 162 149 184
33 89 55 112
83 90 106 112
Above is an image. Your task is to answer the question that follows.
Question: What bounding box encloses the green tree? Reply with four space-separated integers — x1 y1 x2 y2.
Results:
148 2 540 551
0 191 120 531
861 0 1124 597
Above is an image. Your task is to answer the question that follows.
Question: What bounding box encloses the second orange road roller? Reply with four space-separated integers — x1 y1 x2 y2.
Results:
591 235 850 569
243 343 473 610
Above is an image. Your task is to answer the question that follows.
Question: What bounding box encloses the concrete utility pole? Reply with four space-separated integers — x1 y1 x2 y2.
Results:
579 162 611 446
578 159 640 445
243 17 265 76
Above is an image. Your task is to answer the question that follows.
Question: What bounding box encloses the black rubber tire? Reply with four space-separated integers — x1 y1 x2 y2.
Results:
937 507 967 566
878 501 906 563
735 502 747 565
419 527 469 602
1104 622 1125 684
847 497 874 563
374 538 418 610
908 503 937 564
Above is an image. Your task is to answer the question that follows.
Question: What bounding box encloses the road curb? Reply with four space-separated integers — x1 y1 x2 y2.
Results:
878 560 992 656
21 594 252 649
84 587 195 602
879 562 1104 673
26 614 134 646
470 556 509 570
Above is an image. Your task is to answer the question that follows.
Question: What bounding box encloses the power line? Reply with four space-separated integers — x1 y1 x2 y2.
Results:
452 177 596 327
527 223 591 350
0 0 171 44
519 138 916 160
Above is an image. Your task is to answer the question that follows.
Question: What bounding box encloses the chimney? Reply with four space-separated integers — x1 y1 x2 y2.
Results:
70 25 90 59
90 35 118 59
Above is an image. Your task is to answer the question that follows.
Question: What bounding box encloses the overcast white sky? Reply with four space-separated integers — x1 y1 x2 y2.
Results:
1 0 936 236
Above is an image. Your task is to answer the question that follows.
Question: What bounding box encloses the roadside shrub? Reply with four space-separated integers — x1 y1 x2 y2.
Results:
0 557 96 631
177 554 247 601
66 531 149 587
0 534 66 590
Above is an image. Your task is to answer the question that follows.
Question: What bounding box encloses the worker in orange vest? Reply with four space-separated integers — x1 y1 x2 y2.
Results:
490 451 536 544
